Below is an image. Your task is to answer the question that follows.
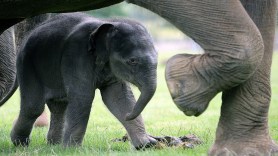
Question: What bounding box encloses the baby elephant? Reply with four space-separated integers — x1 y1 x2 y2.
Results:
11 13 158 148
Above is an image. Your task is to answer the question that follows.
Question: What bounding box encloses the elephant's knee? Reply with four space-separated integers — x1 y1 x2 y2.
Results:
235 30 264 74
236 32 264 72
214 31 264 84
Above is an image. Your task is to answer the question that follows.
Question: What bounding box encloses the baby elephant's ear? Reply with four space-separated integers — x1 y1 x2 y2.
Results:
88 23 114 52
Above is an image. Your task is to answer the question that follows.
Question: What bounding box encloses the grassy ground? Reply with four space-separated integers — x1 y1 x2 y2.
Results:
0 52 277 156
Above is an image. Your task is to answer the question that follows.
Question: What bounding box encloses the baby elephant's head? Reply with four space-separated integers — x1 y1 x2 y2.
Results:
90 21 157 121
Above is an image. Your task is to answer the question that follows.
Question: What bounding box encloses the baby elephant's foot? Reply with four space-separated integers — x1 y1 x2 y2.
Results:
10 133 30 146
165 54 218 116
47 137 62 145
133 135 157 150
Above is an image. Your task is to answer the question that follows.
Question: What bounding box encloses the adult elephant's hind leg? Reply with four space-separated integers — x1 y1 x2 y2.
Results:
128 0 264 116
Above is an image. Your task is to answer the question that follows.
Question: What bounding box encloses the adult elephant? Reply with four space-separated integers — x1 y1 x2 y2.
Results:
0 0 277 155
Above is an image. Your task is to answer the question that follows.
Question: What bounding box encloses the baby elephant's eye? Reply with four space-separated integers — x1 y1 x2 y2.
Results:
127 58 139 65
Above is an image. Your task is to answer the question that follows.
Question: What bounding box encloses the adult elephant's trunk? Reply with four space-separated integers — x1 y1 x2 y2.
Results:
125 79 157 121
0 27 17 106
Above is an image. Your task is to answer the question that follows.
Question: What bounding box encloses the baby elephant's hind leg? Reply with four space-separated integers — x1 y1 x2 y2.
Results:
47 99 68 144
11 78 45 146
62 96 93 146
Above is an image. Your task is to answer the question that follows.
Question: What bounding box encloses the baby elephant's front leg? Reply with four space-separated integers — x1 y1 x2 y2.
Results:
100 82 157 149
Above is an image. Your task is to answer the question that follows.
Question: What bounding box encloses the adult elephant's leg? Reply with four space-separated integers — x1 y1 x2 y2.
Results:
210 1 278 155
0 27 17 106
127 0 264 116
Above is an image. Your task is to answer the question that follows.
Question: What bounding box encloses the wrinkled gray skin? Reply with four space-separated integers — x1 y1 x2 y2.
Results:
11 13 158 148
0 0 277 155
0 27 16 105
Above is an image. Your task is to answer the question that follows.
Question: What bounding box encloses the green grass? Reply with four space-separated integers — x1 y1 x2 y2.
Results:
0 52 277 156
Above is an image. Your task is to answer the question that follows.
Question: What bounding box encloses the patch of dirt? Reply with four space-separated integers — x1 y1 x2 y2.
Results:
111 134 202 149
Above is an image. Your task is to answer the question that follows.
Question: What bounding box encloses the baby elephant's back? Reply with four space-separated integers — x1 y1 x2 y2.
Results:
23 13 98 54
18 13 100 89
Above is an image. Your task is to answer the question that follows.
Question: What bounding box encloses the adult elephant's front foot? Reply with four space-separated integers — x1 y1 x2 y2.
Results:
209 137 278 156
165 54 219 116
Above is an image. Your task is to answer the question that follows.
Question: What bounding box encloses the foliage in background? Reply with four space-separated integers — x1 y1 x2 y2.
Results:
86 2 186 41
86 2 128 18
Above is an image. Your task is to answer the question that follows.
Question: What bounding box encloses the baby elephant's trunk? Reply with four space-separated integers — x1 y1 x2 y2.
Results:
125 80 157 121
